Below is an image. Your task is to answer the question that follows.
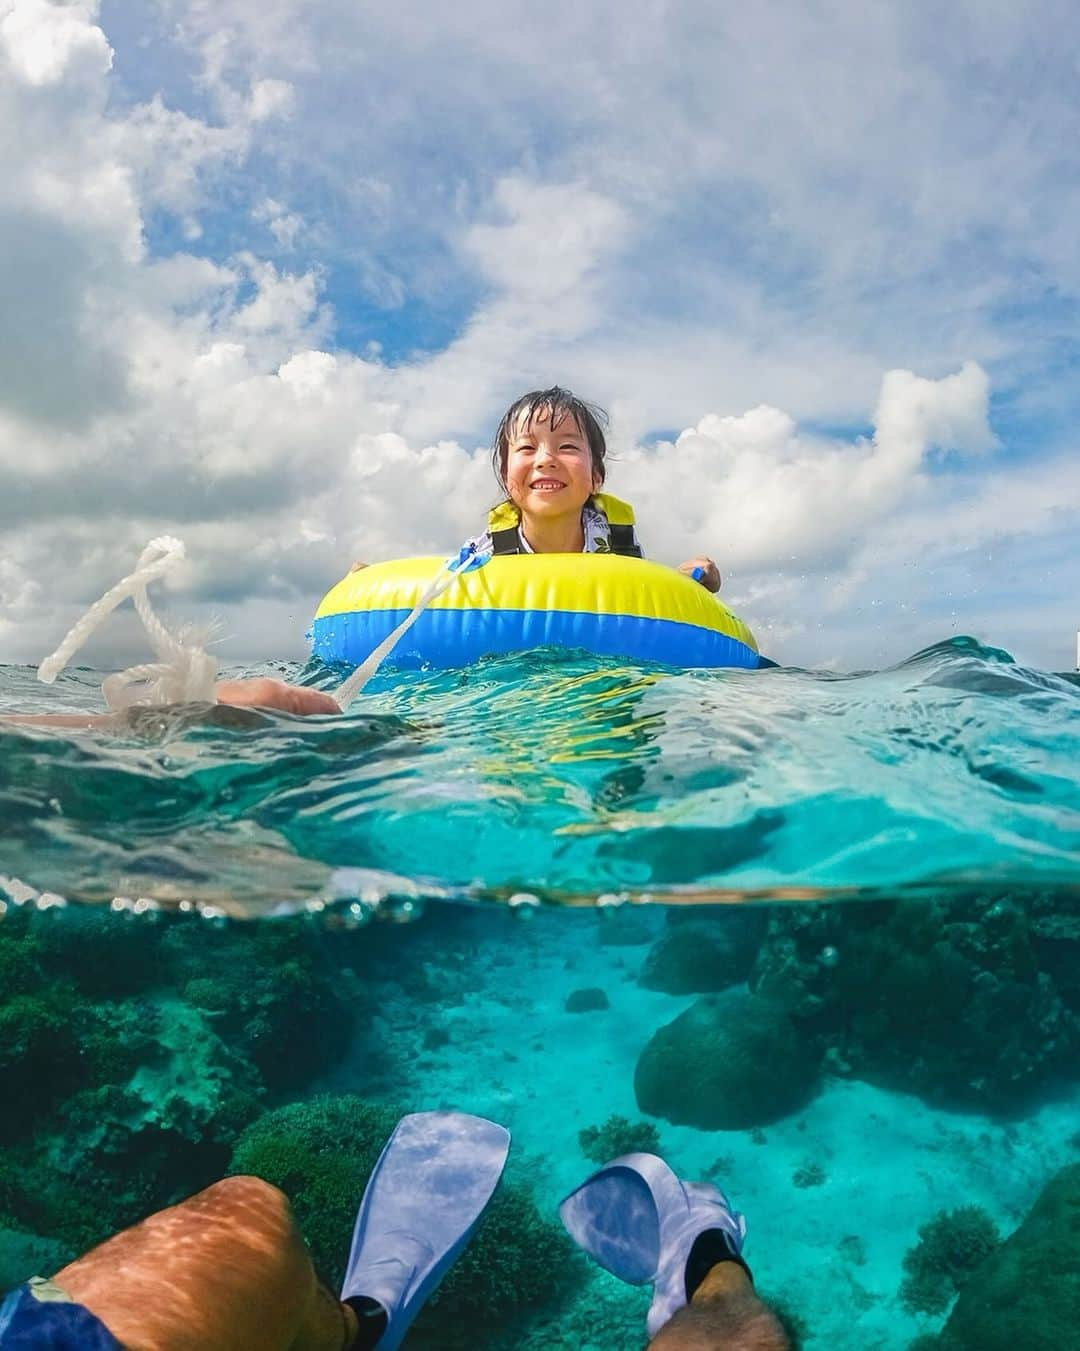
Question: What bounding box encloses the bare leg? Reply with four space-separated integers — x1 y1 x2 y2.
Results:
52 1176 359 1351
647 1262 792 1351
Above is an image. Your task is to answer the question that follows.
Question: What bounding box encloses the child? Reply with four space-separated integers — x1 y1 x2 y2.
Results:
470 386 721 589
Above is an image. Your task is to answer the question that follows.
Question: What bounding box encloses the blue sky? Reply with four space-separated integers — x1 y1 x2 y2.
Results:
0 0 1077 671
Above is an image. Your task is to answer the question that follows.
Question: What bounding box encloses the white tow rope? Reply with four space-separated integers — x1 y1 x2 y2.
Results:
37 537 489 715
332 542 491 711
38 537 218 710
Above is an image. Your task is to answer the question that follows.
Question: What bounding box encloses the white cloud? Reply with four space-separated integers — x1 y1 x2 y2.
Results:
463 178 628 304
0 0 110 87
387 179 630 444
872 363 996 467
117 95 249 221
254 196 303 248
613 361 996 575
248 76 294 122
0 0 1076 679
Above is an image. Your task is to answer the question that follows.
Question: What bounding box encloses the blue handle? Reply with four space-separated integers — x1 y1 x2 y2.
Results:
691 566 704 582
451 541 493 574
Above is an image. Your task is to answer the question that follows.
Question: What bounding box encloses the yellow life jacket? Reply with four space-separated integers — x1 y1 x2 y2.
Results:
486 492 642 557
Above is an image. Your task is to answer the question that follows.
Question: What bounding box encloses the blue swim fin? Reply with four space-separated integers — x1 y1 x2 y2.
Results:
340 1111 510 1351
559 1152 747 1339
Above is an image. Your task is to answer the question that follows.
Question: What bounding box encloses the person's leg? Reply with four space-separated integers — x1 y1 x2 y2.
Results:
560 1153 795 1351
51 1175 357 1351
48 1112 510 1351
646 1259 791 1351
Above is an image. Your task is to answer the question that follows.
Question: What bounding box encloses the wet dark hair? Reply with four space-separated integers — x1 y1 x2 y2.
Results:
492 386 608 493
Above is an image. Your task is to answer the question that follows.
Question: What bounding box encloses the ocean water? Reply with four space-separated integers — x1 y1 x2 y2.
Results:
1 636 1078 1349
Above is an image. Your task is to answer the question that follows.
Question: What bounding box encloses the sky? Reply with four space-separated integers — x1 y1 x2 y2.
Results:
1 0 1078 673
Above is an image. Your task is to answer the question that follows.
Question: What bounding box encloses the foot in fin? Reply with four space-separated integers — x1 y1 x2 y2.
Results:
559 1151 748 1339
341 1111 511 1351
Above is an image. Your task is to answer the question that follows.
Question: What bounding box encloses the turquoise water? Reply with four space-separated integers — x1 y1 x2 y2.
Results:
1 636 1078 1348
2 636 1077 911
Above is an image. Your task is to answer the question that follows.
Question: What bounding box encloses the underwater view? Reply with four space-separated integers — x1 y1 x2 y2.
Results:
5 0 1080 1342
2 636 1078 1348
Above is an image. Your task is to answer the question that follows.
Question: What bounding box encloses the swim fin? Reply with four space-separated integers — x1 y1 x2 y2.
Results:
559 1152 747 1339
340 1111 510 1351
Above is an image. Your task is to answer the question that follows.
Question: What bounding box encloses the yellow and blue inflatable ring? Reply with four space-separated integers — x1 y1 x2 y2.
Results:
312 554 762 670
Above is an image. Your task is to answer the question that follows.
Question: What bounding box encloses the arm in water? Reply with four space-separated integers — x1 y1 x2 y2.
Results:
5 678 340 728
19 537 341 727
18 534 484 727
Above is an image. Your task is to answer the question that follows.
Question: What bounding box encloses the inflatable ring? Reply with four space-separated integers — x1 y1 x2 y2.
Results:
311 554 762 670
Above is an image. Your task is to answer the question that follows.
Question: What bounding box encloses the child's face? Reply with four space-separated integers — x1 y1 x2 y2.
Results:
504 408 599 522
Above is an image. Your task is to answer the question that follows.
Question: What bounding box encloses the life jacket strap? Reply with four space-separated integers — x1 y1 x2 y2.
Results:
490 527 522 555
489 523 641 557
486 492 642 557
608 523 643 558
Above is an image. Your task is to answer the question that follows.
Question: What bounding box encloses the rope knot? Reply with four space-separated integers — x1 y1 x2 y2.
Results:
38 537 218 709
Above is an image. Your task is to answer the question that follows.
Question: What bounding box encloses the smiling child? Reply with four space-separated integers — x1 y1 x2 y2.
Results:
472 386 721 590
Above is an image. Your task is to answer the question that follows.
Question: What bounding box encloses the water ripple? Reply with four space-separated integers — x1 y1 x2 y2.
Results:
0 637 1076 912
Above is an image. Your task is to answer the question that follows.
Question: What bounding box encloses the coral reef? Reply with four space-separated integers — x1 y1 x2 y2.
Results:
0 907 353 1265
792 1161 827 1189
0 990 79 1135
5 886 1079 1350
634 991 821 1129
932 1165 1080 1350
0 994 264 1254
414 1182 581 1348
578 1114 661 1163
1029 903 1080 1015
0 1227 74 1292
170 918 354 1092
638 909 765 995
837 1234 866 1266
229 1095 401 1284
749 893 1080 1110
900 1205 1000 1315
564 987 609 1012
477 1274 650 1351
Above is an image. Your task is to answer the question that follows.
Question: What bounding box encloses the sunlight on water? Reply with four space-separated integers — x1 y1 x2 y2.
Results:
0 637 1077 913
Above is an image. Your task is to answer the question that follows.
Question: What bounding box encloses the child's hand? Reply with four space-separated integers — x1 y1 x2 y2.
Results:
215 679 341 715
678 557 721 593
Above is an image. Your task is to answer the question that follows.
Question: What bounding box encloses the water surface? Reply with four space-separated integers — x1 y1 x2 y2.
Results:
1 636 1077 1350
2 636 1076 914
